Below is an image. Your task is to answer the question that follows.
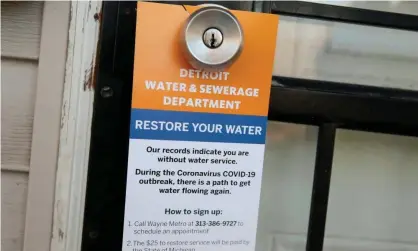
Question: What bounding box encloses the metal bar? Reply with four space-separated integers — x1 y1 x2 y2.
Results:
268 77 418 137
273 76 418 102
269 1 418 32
306 123 336 251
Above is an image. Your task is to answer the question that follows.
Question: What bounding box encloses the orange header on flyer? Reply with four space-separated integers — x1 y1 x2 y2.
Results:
132 2 278 116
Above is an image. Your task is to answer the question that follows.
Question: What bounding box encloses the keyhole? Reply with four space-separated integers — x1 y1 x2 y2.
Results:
203 28 223 49
210 33 216 48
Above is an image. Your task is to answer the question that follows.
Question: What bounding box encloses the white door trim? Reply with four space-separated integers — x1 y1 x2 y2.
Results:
23 2 70 251
50 1 102 251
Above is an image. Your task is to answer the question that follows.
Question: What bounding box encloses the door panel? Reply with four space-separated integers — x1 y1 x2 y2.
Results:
81 2 418 251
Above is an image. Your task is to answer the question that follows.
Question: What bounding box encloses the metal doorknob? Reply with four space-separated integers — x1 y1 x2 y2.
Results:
180 4 244 71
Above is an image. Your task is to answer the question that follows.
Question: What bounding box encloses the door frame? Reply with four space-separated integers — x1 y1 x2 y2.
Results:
50 1 103 251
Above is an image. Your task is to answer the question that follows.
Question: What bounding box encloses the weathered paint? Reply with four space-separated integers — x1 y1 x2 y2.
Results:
50 1 103 251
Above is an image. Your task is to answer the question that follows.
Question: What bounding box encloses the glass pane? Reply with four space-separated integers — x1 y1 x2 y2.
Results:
301 0 418 15
273 15 418 90
325 129 418 251
255 121 318 251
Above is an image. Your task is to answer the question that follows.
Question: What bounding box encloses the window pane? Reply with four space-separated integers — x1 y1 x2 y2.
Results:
273 15 418 90
301 1 418 15
325 129 418 251
255 121 318 251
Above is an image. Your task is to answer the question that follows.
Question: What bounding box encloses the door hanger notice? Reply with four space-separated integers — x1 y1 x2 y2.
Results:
123 2 278 251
